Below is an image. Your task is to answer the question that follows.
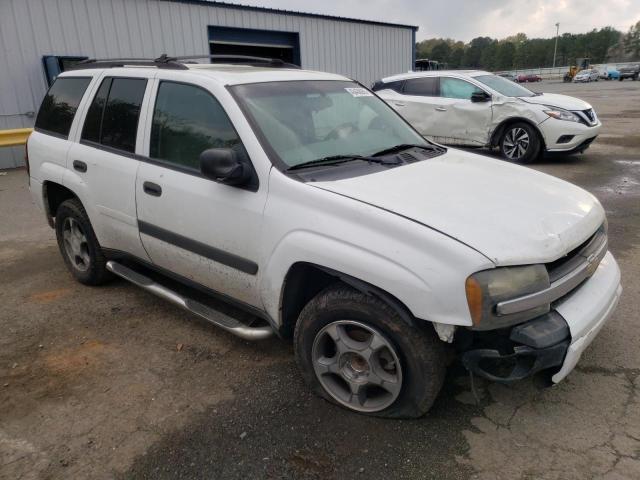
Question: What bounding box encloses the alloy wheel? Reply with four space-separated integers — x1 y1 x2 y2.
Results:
62 217 91 272
503 127 530 160
311 320 403 412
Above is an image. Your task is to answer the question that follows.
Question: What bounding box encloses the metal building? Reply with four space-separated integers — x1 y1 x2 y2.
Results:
0 0 417 169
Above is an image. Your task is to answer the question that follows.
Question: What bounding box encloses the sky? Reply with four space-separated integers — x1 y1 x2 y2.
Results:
222 0 640 41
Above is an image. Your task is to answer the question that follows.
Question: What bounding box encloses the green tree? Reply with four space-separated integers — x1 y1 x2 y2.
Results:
624 21 640 58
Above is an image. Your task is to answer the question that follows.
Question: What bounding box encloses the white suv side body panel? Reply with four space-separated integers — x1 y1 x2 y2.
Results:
258 169 494 327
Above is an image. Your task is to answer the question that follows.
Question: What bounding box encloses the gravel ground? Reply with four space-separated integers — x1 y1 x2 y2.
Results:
1 79 639 480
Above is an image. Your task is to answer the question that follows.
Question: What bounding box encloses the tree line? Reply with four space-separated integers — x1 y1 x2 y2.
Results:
416 22 640 71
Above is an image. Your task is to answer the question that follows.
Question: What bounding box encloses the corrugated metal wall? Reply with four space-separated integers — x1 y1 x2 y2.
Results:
0 0 414 169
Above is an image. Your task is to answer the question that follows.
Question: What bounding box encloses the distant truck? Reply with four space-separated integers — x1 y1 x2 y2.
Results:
618 64 640 81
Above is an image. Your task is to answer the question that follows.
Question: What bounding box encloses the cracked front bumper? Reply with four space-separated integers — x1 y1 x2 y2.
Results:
551 251 622 383
461 251 621 383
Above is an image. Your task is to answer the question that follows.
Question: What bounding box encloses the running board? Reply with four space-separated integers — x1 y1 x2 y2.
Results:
106 261 273 341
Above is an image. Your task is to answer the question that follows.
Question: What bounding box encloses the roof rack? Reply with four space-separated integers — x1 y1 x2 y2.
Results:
68 54 300 71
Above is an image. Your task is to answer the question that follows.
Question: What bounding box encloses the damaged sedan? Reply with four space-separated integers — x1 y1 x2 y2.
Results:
372 70 601 163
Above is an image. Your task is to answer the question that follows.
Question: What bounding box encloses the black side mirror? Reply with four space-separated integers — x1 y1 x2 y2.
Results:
471 91 491 103
199 148 251 187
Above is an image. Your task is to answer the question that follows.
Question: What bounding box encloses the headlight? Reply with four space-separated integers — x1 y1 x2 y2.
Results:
465 265 550 330
543 107 581 123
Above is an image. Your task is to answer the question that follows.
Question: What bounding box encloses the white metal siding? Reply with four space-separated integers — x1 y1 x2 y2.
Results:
0 0 413 168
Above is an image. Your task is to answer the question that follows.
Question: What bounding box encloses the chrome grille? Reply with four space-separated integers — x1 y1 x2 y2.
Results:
496 226 607 315
572 108 598 126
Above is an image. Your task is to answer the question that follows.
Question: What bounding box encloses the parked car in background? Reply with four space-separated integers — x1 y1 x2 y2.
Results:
372 70 601 163
618 64 640 81
573 69 600 83
499 73 517 82
517 73 542 83
600 66 620 80
28 59 620 418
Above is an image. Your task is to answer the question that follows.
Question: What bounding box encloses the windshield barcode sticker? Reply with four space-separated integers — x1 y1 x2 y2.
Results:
345 87 373 97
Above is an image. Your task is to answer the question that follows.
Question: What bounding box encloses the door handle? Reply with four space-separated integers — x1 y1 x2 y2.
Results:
72 160 87 172
143 181 162 197
393 102 406 107
435 107 447 112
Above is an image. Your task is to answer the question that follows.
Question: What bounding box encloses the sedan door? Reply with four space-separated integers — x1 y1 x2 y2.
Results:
381 77 441 137
135 78 268 308
426 77 493 146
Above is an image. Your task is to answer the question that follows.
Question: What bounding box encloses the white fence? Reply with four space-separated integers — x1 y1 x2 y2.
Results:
496 61 639 80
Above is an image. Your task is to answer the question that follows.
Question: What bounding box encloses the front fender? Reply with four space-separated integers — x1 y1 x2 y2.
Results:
260 230 432 326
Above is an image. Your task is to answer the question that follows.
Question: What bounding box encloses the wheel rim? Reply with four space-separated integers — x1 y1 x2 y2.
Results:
311 320 403 413
503 127 530 160
62 217 91 272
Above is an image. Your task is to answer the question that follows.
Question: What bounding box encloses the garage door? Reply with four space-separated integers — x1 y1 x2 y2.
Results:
208 26 300 65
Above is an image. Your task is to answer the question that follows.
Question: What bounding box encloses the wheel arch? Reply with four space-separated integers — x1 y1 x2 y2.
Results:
42 181 81 228
490 117 546 151
278 262 418 339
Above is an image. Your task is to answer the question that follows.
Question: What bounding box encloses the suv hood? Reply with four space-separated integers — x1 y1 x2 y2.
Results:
313 150 604 265
519 93 592 111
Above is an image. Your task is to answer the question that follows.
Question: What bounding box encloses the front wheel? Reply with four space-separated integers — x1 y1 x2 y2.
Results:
294 286 446 418
500 122 541 164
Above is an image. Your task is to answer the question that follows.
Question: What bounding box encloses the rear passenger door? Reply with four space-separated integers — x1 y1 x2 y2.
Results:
66 72 152 261
389 77 441 137
135 78 267 308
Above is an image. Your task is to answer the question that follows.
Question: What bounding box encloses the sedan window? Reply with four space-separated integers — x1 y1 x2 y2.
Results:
440 78 483 100
403 77 438 97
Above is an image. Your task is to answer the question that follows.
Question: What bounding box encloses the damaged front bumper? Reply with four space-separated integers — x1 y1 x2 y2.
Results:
461 251 621 384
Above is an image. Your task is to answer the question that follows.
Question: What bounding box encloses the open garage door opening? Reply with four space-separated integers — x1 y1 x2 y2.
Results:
208 26 301 66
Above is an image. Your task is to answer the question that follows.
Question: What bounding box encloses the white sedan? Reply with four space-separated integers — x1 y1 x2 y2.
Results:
372 70 601 163
573 69 600 83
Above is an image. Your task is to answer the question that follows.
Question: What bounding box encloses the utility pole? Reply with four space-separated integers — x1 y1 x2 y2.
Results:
553 22 560 68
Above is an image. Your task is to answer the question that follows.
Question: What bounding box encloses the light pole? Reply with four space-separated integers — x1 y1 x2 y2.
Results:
552 22 560 68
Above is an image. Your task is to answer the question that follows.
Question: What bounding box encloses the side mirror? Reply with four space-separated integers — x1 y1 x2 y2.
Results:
199 148 251 187
471 91 491 103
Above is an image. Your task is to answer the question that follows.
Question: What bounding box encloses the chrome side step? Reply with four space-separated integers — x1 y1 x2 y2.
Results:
106 261 273 341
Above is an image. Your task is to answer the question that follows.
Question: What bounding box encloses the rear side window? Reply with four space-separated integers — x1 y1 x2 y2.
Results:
149 81 241 170
440 78 483 100
403 77 438 96
35 77 91 138
372 80 404 93
81 77 147 153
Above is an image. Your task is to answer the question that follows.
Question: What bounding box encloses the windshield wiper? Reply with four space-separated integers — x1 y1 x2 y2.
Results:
371 143 442 157
287 154 399 171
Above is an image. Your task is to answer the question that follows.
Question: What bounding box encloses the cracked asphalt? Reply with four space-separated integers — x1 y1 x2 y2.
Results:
1 80 639 479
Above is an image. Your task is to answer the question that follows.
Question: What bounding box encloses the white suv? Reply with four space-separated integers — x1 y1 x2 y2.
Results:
372 70 601 163
27 57 621 417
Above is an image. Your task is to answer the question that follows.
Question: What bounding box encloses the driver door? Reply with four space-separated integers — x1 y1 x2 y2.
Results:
427 77 493 146
135 78 267 308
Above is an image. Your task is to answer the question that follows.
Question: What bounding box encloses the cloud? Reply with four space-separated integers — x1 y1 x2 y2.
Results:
223 0 640 41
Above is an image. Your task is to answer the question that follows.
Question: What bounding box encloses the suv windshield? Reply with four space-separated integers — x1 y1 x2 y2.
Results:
231 80 429 169
474 74 536 97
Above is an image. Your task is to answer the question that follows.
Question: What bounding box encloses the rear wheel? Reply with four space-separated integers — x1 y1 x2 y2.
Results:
55 199 111 285
499 122 541 164
294 285 446 418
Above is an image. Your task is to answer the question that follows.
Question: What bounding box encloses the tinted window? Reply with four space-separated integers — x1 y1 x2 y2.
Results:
403 77 438 96
150 82 241 170
81 78 111 143
440 78 484 100
35 77 91 137
372 80 404 93
101 78 146 152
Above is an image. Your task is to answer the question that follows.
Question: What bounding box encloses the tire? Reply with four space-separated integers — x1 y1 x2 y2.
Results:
294 285 446 418
499 122 541 164
55 198 111 285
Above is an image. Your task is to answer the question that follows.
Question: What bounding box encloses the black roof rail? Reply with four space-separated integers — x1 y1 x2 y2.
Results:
68 54 301 71
69 54 188 70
